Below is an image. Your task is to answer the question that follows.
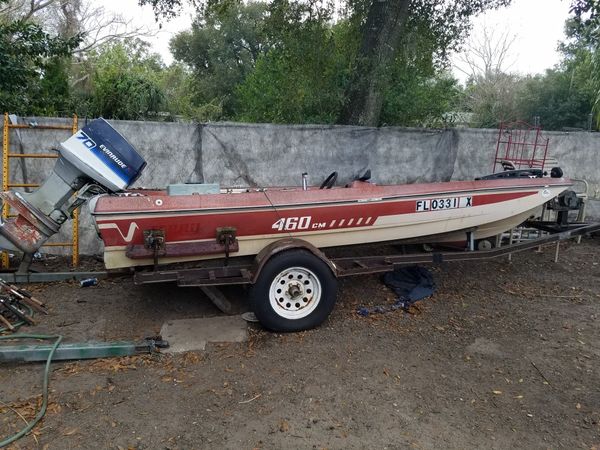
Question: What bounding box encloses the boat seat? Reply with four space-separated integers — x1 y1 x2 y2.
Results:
346 169 372 187
358 169 371 182
476 169 544 180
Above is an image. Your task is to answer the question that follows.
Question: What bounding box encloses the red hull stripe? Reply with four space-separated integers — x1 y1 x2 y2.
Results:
97 191 536 247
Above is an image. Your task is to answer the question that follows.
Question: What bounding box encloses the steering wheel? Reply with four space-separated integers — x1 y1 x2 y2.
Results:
319 171 338 189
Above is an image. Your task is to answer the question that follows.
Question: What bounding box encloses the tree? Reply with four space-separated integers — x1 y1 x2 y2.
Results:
516 68 595 130
337 0 411 126
0 0 157 116
235 1 350 123
380 67 460 127
336 0 512 126
565 0 600 127
455 27 522 127
169 0 462 126
170 1 269 120
142 0 512 126
0 16 80 114
81 40 165 119
456 6 598 131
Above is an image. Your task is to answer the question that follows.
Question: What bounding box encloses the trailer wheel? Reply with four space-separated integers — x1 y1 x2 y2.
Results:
250 250 337 332
476 238 495 251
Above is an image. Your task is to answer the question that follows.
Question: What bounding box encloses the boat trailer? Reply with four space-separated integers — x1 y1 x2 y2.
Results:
133 221 600 287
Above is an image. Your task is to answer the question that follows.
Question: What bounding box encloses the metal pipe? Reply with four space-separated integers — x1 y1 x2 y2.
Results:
7 183 40 188
302 172 308 191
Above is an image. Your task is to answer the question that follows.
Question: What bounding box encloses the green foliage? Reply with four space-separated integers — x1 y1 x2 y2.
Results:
518 72 592 130
171 0 461 126
83 41 165 120
462 73 524 128
464 61 596 131
381 69 460 127
167 0 474 126
564 0 600 128
235 2 350 123
169 0 269 120
515 57 596 131
460 0 600 131
508 10 598 131
0 20 80 114
139 0 199 21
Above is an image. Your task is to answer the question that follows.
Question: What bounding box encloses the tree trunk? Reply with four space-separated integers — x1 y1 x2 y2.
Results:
338 0 410 126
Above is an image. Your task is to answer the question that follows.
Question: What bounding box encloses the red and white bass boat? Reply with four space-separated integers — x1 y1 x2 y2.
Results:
90 175 571 269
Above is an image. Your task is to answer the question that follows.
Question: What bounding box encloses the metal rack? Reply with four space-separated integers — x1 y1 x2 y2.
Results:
1 113 80 268
493 121 550 173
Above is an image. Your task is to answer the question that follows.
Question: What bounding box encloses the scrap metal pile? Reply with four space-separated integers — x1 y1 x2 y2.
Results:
0 279 47 331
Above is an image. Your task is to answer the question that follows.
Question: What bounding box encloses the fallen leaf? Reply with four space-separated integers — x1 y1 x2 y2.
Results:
62 428 78 436
576 403 581 409
492 390 502 395
279 419 289 432
47 402 62 414
183 352 201 365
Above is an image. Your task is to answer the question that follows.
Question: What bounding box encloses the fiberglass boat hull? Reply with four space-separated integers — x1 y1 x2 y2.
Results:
90 177 572 269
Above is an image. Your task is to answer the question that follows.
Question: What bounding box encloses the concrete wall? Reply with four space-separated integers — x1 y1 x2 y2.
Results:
2 117 599 255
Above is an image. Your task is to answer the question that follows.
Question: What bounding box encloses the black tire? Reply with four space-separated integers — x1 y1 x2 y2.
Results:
250 249 338 332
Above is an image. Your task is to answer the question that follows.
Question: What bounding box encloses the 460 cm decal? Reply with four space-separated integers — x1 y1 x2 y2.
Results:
271 215 373 231
272 216 326 231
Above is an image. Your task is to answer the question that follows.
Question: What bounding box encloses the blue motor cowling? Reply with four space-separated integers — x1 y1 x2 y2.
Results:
60 118 146 192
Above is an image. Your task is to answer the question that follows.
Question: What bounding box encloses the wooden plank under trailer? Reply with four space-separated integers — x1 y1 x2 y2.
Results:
133 221 600 287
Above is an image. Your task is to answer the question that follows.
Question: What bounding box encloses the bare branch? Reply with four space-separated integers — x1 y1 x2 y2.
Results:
22 0 58 20
454 23 517 81
71 1 155 55
2 0 155 56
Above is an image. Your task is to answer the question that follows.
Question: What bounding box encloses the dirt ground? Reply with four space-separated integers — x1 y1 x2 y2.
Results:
0 238 599 449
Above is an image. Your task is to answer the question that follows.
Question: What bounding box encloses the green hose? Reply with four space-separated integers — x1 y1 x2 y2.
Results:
0 334 62 447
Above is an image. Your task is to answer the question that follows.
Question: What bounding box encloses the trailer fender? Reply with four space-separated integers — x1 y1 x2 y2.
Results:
251 238 337 283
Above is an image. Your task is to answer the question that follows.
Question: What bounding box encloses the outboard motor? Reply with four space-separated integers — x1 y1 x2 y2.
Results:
0 118 146 265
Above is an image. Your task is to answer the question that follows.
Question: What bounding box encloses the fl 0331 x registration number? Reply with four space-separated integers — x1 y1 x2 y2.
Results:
415 196 472 212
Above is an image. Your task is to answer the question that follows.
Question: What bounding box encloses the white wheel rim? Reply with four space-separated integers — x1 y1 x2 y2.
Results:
268 266 322 320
